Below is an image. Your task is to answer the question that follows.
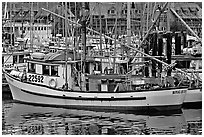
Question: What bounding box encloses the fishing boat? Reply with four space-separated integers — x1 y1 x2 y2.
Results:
4 2 188 112
3 50 187 111
171 38 202 106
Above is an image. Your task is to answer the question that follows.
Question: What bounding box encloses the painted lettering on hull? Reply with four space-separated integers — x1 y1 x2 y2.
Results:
28 74 44 83
172 90 186 94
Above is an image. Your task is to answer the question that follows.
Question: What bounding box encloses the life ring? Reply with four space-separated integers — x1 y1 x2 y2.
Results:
49 79 57 88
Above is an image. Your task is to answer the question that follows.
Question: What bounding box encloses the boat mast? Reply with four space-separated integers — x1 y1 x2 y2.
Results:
73 2 77 61
20 4 24 38
9 2 14 47
81 2 86 74
98 2 103 73
64 2 69 90
146 2 150 32
127 2 131 68
4 2 8 19
46 2 49 40
41 4 199 81
113 2 118 73
98 2 102 56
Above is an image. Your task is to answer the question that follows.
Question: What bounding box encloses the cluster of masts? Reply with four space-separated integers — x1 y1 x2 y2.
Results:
3 2 202 86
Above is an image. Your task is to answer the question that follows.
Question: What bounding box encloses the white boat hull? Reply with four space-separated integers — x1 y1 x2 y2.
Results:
5 72 187 111
183 88 202 104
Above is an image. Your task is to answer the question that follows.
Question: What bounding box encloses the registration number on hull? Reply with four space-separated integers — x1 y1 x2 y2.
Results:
28 74 44 83
172 90 186 94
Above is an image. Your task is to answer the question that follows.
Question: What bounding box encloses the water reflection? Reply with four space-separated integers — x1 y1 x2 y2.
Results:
2 101 202 135
183 109 202 135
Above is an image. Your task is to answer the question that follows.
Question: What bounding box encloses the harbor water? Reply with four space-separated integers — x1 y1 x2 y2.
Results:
2 97 202 135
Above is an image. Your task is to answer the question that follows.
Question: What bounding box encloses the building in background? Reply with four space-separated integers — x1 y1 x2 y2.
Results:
89 2 202 37
2 2 202 39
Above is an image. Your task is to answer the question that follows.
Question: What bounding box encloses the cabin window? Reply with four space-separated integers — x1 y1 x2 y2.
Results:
42 65 50 75
28 63 36 73
13 55 17 64
19 55 24 63
51 66 58 76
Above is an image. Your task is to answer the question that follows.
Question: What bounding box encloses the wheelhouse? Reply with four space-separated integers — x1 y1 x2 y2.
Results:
2 51 30 70
24 52 76 90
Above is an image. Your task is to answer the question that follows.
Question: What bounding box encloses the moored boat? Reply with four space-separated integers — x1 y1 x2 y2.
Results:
4 51 187 111
4 2 190 112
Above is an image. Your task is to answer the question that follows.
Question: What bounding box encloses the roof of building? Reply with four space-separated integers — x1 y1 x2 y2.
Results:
89 2 144 18
173 2 202 19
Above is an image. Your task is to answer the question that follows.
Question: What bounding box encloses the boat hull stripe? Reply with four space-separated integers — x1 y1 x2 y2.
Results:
21 89 146 101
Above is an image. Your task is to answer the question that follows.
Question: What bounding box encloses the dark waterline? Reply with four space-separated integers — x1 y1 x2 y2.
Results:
2 98 202 135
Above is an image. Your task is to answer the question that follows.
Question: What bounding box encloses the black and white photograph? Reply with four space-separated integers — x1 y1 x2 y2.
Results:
2 1 202 135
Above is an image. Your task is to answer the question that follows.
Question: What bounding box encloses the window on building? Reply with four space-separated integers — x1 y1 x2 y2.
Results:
28 63 36 73
108 10 110 14
13 55 17 64
19 55 24 63
44 27 46 30
111 9 115 14
38 27 40 30
176 9 182 15
42 65 50 75
189 7 198 16
51 66 58 76
41 27 43 30
108 7 116 14
162 27 166 31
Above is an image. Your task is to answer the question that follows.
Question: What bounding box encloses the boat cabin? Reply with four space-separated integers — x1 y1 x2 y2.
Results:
2 51 30 70
24 52 76 89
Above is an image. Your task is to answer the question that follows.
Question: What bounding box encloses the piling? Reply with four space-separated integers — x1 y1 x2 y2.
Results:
144 37 150 77
158 32 163 73
182 31 187 48
166 31 172 76
175 32 181 55
151 32 157 77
